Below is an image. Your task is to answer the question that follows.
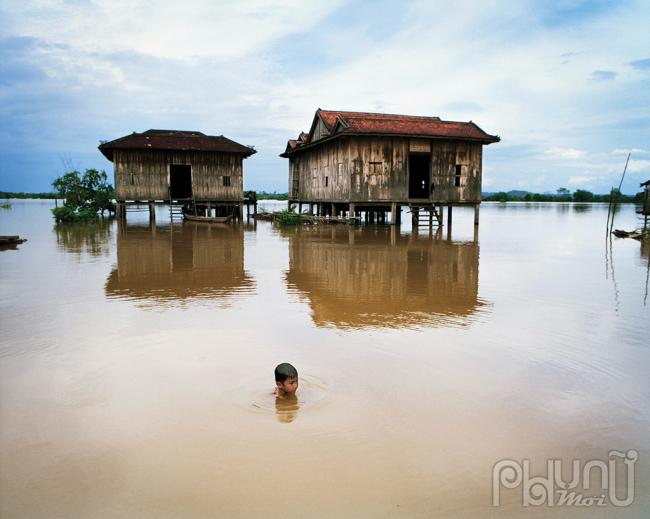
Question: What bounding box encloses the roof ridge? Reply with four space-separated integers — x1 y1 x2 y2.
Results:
320 109 441 120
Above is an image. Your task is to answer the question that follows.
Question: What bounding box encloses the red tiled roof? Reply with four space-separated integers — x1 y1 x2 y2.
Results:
99 129 256 161
282 109 499 156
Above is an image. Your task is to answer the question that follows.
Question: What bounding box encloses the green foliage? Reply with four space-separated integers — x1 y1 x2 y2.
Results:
482 188 637 203
50 169 116 221
0 191 57 199
0 202 11 209
573 189 594 202
52 206 98 222
275 209 306 225
255 191 288 200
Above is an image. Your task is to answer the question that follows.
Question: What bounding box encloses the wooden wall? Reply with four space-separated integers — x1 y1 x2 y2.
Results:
288 136 483 204
113 150 244 201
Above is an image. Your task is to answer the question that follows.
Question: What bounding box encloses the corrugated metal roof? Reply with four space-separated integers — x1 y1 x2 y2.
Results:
99 129 256 161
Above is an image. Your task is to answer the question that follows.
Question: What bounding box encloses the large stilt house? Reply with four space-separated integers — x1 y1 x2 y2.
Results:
281 109 499 225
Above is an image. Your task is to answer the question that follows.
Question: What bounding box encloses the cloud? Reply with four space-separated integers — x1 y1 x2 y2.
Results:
613 147 648 155
545 147 586 159
568 175 592 185
629 57 650 70
628 159 650 173
0 0 649 194
590 70 617 81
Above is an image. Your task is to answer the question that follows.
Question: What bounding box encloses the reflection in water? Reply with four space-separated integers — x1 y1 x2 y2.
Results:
105 221 255 304
55 219 113 256
283 226 487 329
275 394 300 423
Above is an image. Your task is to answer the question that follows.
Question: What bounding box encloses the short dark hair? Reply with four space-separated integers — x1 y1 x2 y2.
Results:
275 362 298 382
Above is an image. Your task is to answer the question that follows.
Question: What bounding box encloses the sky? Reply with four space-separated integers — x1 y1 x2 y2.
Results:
0 0 649 194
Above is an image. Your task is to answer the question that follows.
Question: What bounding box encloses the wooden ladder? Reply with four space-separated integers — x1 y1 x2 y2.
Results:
409 204 442 227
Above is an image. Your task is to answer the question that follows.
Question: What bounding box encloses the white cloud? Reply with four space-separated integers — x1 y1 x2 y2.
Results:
568 175 592 185
613 148 648 155
1 0 649 193
628 159 650 173
545 147 586 159
2 1 343 60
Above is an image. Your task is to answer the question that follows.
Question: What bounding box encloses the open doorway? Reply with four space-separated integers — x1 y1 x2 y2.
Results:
170 164 192 199
408 154 430 199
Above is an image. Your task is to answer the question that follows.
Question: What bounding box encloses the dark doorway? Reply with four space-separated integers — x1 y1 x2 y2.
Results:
170 164 192 199
409 154 430 198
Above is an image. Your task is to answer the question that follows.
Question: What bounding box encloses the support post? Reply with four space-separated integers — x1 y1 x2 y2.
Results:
149 201 156 223
308 203 313 216
349 203 355 223
117 202 126 221
332 203 337 217
474 204 480 226
447 205 452 229
391 203 397 225
298 202 303 214
238 202 244 221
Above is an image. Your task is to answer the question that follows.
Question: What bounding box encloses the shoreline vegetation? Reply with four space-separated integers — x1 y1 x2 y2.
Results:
1 188 643 204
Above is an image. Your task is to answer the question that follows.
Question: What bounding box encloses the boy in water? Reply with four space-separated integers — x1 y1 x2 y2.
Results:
274 363 298 400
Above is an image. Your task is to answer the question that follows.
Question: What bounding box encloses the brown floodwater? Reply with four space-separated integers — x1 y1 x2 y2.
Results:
1 200 649 518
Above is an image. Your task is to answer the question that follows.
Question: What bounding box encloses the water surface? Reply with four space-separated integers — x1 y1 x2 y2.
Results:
1 200 648 518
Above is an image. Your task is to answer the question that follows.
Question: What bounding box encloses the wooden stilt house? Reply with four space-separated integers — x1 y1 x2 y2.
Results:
99 129 256 221
281 109 499 227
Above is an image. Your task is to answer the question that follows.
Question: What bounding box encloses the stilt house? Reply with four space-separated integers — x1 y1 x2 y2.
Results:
99 129 255 220
281 109 499 225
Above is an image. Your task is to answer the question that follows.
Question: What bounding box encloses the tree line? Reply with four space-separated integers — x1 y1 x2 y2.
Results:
482 188 644 203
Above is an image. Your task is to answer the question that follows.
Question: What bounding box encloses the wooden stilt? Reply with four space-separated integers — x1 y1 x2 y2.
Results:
391 203 397 225
474 204 480 226
149 201 156 223
447 205 452 228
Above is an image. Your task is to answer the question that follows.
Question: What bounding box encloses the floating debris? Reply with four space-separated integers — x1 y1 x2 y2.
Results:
612 229 649 241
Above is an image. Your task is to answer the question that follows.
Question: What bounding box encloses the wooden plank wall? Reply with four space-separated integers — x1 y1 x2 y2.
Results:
431 141 482 204
289 137 483 203
114 150 244 201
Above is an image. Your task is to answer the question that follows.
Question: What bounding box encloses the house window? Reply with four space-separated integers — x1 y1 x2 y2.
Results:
223 176 231 187
455 165 462 187
369 161 383 174
325 176 329 187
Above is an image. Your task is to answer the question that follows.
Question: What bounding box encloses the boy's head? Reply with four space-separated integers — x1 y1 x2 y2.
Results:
275 363 299 395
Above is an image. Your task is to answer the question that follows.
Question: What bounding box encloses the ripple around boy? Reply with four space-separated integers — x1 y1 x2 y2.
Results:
274 363 299 400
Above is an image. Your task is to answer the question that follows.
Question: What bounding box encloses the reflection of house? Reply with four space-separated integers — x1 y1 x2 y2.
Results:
284 226 486 328
105 222 254 302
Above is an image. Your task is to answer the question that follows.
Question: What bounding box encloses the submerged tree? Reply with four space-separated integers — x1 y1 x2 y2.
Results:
51 169 116 222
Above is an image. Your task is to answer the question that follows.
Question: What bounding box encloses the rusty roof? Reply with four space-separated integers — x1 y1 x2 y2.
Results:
99 129 256 161
282 109 499 157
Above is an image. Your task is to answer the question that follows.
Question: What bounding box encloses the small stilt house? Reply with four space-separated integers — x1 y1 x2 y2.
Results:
281 109 499 226
99 129 256 220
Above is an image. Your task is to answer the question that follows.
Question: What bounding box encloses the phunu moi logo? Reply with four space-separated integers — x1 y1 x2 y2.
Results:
492 450 637 507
